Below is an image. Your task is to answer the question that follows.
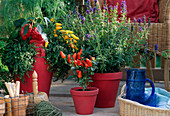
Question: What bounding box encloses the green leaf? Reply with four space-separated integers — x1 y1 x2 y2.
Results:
90 72 94 75
0 37 8 41
23 25 29 36
67 75 73 79
88 80 93 82
9 29 19 40
14 18 26 27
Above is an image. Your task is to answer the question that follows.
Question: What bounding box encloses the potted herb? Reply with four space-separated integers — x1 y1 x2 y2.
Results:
63 0 151 107
60 49 98 115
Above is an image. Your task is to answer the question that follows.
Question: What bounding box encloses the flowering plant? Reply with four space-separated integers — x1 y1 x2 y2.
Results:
1 16 80 81
60 49 97 90
63 0 151 73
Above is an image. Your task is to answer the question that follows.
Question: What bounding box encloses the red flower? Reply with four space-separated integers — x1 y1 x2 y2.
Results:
77 53 81 60
77 71 82 78
82 60 89 68
60 51 66 59
73 53 77 61
79 48 83 54
86 58 92 67
21 24 32 40
76 70 80 73
77 59 83 66
67 54 71 63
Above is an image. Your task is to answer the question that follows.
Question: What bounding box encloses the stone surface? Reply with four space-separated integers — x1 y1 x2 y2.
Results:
49 80 165 116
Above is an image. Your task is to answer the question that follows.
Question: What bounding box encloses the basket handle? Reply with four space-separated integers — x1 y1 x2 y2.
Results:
120 84 126 96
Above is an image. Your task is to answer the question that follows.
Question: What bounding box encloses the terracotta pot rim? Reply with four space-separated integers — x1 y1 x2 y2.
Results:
91 72 123 80
70 87 99 96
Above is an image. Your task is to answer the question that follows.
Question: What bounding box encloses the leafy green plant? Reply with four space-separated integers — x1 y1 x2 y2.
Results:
62 1 151 73
2 38 36 81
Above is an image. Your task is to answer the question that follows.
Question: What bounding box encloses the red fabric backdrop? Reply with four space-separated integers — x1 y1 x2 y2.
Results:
106 0 159 22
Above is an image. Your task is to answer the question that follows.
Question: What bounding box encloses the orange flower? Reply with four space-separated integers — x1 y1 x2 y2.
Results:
60 51 66 59
77 71 82 78
79 48 83 54
70 43 74 48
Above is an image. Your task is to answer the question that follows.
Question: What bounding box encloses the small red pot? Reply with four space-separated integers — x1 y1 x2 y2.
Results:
90 72 122 108
70 87 99 115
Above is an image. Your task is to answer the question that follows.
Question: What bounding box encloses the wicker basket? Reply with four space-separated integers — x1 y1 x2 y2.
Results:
118 84 170 116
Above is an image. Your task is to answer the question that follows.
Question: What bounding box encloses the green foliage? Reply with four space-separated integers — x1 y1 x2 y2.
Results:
0 0 73 37
0 0 43 37
2 38 36 82
0 40 10 89
62 2 151 73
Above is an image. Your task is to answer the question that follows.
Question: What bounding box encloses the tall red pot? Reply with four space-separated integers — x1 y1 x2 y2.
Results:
70 87 99 115
16 40 53 96
90 72 122 108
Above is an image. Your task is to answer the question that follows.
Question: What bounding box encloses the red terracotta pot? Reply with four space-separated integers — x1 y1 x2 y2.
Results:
90 72 122 108
70 87 99 115
16 40 53 96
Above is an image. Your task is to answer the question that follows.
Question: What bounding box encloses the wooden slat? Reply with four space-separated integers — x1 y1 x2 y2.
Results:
164 58 170 91
146 59 154 82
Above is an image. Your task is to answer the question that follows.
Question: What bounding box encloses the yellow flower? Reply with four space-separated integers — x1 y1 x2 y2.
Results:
74 46 78 50
56 27 62 30
54 34 58 37
71 34 79 40
60 30 66 33
60 30 74 34
70 43 74 48
50 18 54 22
66 30 74 34
45 41 49 48
66 40 69 44
73 39 77 43
64 35 70 40
53 31 56 34
56 23 62 27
